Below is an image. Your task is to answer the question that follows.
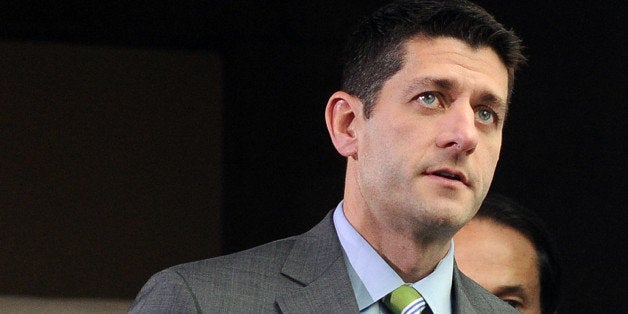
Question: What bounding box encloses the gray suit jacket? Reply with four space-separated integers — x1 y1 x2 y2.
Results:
130 211 518 313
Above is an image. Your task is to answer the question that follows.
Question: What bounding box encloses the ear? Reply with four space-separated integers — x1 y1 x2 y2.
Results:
325 91 362 157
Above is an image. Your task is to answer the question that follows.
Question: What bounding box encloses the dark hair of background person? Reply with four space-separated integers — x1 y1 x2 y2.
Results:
341 0 527 118
477 193 562 314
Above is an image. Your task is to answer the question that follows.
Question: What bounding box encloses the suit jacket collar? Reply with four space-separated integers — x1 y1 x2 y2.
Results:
276 210 359 313
452 264 478 314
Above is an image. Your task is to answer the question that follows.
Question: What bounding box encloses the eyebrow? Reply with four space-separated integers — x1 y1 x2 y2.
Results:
493 285 525 296
479 92 509 116
402 77 453 98
402 77 508 113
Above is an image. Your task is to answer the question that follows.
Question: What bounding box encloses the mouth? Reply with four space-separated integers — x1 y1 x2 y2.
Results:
426 168 470 187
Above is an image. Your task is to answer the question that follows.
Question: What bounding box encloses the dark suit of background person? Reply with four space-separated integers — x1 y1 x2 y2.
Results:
130 0 526 312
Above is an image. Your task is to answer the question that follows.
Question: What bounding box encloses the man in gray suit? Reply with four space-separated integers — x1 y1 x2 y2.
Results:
131 0 526 312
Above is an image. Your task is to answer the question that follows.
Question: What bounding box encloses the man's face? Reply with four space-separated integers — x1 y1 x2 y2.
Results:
454 218 542 313
352 36 509 235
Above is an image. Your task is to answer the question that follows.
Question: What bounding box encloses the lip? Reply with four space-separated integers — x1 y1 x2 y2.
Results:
424 167 470 187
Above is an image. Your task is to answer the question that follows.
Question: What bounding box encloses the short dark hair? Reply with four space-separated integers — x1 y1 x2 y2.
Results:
342 0 526 118
476 193 561 314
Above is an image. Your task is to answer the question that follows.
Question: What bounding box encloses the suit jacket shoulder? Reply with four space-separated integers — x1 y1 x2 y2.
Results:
129 211 358 313
130 209 519 313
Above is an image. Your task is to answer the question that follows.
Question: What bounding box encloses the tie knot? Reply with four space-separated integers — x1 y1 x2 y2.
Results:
383 285 428 314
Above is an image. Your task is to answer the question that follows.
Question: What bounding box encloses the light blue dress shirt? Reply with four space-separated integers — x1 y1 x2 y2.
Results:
333 201 454 314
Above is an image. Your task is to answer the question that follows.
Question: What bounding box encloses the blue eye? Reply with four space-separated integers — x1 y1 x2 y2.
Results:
475 108 495 124
418 92 439 108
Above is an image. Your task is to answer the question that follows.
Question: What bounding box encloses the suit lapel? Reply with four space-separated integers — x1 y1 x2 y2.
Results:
275 211 359 313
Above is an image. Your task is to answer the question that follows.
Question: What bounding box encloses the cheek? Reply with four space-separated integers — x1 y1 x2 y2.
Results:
363 118 417 157
360 124 417 183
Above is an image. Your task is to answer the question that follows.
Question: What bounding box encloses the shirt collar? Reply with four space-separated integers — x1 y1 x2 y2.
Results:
333 201 453 314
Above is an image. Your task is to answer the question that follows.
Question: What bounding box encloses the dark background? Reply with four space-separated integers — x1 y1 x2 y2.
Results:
1 1 625 312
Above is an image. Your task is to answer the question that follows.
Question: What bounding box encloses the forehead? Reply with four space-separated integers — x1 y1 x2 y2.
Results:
387 36 509 101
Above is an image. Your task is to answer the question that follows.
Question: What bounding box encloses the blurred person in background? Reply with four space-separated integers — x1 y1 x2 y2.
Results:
454 193 561 313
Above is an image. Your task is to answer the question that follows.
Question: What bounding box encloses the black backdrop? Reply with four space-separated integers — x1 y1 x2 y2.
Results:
1 1 625 312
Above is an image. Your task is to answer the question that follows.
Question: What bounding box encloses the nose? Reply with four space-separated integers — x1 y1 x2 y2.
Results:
435 103 479 155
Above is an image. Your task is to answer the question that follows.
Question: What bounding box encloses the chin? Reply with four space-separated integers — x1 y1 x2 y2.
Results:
406 210 467 240
416 201 475 234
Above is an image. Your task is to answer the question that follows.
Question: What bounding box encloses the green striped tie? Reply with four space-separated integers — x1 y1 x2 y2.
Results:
382 285 429 314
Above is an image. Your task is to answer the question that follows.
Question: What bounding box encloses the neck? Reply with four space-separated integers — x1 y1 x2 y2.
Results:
343 200 452 283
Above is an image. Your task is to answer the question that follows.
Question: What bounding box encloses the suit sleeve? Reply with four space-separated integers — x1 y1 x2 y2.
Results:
128 269 201 313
